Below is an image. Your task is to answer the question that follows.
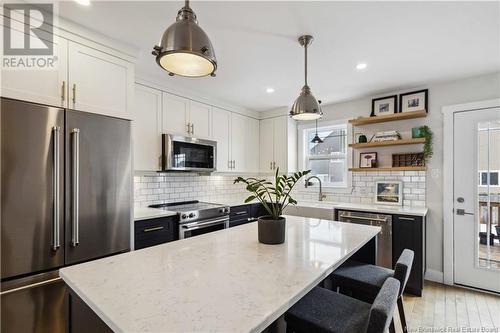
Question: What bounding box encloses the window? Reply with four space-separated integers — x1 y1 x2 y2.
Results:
479 171 499 187
303 124 348 187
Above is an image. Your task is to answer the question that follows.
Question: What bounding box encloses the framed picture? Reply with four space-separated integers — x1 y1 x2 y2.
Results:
399 89 428 113
371 95 397 117
375 181 403 206
359 152 377 168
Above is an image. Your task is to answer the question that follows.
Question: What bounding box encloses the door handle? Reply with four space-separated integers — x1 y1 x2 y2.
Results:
72 84 76 104
186 123 191 134
232 160 235 169
61 81 66 103
52 126 61 251
273 161 276 170
456 209 474 216
190 123 194 135
270 161 273 170
143 226 165 233
72 128 80 247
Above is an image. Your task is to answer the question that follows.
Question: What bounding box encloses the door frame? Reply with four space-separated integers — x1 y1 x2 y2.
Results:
442 98 500 285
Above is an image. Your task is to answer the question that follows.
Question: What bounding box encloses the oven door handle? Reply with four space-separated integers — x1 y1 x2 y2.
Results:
182 217 229 231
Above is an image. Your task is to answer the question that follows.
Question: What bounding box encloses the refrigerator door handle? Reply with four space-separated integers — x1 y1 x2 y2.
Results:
72 128 80 247
52 126 61 250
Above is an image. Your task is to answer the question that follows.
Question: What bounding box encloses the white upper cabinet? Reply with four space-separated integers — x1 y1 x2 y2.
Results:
259 118 274 172
1 28 68 108
245 117 260 173
68 41 134 119
211 107 231 172
230 112 247 172
259 116 297 174
189 101 211 138
132 84 162 171
162 92 189 135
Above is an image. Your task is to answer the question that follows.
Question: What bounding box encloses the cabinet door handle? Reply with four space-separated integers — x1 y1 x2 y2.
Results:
143 226 165 233
61 81 66 102
228 160 231 169
233 160 235 169
235 211 247 216
398 216 415 221
190 123 194 135
186 123 191 134
72 84 76 104
270 161 273 170
273 161 276 170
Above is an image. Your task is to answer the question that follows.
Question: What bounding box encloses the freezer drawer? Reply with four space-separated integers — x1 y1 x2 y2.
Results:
1 271 66 333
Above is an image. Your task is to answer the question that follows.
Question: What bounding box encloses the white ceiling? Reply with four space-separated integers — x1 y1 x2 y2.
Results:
59 1 500 112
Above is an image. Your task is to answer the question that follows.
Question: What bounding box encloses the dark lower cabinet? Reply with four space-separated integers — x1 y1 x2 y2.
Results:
229 203 268 227
134 216 178 250
392 214 425 296
69 291 112 333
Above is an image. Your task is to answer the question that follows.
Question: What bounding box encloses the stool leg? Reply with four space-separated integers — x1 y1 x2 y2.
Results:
389 319 396 333
397 297 408 333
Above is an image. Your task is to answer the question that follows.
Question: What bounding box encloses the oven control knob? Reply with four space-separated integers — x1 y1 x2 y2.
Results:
189 213 195 218
181 214 187 219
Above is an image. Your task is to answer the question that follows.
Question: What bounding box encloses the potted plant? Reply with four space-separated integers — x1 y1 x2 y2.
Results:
234 168 310 244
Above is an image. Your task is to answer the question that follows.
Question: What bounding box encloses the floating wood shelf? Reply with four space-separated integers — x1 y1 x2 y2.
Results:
349 110 427 126
349 138 425 148
349 166 426 172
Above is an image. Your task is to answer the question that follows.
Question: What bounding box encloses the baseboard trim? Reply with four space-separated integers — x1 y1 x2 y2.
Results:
424 269 444 283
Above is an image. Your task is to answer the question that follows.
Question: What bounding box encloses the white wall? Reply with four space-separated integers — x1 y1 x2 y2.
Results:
294 72 500 277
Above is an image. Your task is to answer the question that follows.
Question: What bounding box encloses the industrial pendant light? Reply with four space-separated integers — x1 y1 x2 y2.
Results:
152 0 217 77
290 35 323 120
311 119 324 144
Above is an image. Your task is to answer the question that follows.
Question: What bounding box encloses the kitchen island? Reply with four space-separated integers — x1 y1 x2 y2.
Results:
60 216 380 333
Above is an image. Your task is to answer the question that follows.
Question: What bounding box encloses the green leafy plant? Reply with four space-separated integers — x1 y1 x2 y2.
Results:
420 125 433 162
234 168 311 220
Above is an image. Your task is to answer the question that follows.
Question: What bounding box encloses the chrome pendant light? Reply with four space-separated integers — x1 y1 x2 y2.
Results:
290 35 323 120
311 119 324 144
152 0 217 77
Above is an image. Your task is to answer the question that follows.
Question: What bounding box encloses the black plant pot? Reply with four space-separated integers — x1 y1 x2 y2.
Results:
258 216 286 245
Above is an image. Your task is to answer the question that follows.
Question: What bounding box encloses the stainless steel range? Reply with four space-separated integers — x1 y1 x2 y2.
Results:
149 201 230 239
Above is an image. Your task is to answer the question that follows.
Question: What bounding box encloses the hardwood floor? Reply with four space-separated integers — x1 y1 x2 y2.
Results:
393 281 500 332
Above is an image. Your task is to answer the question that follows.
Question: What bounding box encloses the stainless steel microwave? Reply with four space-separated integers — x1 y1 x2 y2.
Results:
161 134 217 172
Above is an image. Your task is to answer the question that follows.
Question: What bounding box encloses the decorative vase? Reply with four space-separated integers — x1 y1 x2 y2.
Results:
412 127 423 138
358 134 368 143
258 216 286 244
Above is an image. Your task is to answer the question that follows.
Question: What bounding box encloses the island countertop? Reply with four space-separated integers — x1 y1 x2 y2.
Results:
60 216 380 333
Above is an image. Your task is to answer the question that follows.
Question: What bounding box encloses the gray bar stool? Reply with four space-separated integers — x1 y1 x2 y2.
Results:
330 249 414 333
285 277 400 333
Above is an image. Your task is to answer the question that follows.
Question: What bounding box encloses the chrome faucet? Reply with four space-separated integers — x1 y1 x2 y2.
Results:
305 176 326 201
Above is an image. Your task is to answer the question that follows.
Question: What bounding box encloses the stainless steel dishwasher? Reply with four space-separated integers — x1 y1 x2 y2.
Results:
337 210 392 268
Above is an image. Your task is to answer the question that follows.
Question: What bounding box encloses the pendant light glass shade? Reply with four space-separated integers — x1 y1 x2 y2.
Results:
290 35 323 120
152 1 217 77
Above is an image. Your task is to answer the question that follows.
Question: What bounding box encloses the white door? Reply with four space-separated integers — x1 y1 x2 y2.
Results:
162 92 189 135
132 84 162 171
1 27 68 107
259 118 274 173
212 107 231 172
68 42 134 119
231 113 247 172
454 107 500 293
246 117 260 173
273 117 288 172
189 101 211 138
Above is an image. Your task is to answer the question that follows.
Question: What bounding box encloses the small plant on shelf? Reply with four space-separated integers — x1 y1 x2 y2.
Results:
419 125 433 162
234 168 310 244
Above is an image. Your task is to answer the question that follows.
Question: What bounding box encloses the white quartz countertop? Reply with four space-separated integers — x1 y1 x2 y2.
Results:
60 216 380 333
133 207 177 221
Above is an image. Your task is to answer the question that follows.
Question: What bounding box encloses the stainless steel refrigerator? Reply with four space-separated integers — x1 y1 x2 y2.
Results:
1 98 131 333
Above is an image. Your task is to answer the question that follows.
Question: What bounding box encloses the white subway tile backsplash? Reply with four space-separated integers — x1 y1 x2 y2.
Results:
133 171 426 210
